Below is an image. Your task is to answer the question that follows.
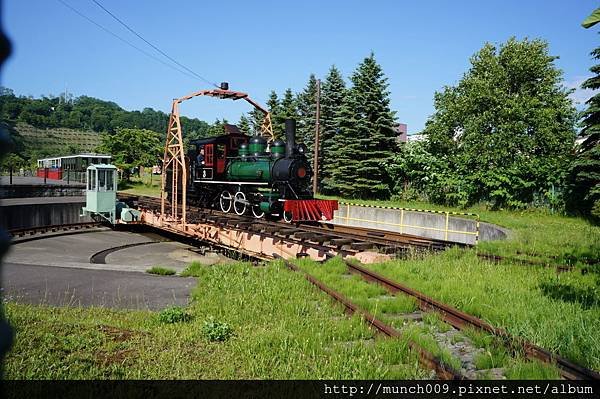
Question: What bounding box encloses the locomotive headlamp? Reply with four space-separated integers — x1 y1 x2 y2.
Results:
297 143 308 155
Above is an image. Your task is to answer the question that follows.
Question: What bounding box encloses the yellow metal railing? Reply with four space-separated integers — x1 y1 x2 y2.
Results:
335 202 480 244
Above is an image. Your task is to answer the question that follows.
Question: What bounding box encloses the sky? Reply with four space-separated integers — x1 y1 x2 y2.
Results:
1 0 598 134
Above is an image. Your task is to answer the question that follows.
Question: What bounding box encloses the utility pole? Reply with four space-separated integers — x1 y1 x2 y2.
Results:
312 79 321 195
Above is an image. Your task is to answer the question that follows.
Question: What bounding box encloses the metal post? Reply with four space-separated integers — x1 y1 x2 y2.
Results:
9 167 12 185
67 170 70 185
44 167 47 184
312 79 321 195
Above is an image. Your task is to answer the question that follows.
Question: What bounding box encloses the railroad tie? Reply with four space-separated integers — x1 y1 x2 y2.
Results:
277 228 299 237
293 231 316 240
350 241 374 251
330 238 354 247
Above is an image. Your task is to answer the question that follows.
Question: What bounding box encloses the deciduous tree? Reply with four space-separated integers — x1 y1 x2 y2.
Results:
423 37 577 208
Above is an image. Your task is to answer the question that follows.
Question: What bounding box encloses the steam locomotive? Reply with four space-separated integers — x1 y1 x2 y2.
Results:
183 119 338 222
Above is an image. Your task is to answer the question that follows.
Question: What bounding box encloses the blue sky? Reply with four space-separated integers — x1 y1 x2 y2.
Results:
2 0 598 134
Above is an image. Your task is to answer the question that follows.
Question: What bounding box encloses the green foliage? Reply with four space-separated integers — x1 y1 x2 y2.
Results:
266 90 282 138
158 306 191 324
146 266 176 276
296 74 318 153
0 88 212 165
201 318 235 342
98 128 162 180
565 15 600 219
329 53 397 199
320 66 347 194
237 114 251 135
248 107 265 136
267 89 298 139
206 118 229 137
0 153 24 170
582 7 600 28
419 38 576 209
180 261 204 277
0 88 211 137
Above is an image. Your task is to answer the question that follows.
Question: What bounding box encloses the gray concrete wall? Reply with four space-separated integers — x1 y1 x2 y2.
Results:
0 198 92 230
0 184 85 199
332 203 506 245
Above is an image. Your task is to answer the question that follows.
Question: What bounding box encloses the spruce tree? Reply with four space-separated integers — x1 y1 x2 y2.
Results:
566 10 600 218
248 107 265 136
280 88 298 126
237 114 251 135
329 54 397 199
320 66 347 194
267 90 283 138
296 74 318 151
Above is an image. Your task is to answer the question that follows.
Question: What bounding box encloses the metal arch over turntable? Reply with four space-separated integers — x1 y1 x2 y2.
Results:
160 84 274 229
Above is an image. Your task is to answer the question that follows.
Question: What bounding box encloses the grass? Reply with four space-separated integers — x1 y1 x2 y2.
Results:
4 262 428 379
319 194 600 269
355 248 600 371
180 261 203 277
119 173 161 198
294 257 563 378
146 266 176 276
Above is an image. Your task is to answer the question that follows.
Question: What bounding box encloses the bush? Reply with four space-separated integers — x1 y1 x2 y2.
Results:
158 306 191 324
202 318 234 342
146 266 176 276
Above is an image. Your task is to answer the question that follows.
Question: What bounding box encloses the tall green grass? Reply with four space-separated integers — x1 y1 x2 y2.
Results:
4 262 427 379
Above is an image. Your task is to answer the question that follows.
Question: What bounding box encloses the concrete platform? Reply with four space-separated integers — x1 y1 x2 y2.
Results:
2 230 230 310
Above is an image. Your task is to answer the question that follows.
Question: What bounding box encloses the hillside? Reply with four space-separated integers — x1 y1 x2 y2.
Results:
4 122 103 167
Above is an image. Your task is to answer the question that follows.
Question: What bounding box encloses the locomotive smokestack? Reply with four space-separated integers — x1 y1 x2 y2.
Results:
285 119 296 158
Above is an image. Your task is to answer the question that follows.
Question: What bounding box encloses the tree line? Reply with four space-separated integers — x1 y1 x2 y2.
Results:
245 33 598 220
1 20 598 219
0 88 211 137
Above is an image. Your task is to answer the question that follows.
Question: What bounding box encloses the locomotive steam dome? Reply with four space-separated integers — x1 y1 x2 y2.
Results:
249 135 267 156
239 143 249 158
271 139 285 158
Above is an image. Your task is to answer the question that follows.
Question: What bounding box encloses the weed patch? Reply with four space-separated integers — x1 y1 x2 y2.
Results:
158 306 191 324
146 266 176 276
202 318 234 342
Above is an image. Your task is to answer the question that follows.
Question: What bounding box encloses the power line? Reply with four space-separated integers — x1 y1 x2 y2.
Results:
56 0 199 81
91 0 219 88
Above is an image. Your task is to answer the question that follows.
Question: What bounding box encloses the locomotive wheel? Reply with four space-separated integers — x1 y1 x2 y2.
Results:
233 191 247 215
283 211 294 223
252 204 265 219
220 190 232 213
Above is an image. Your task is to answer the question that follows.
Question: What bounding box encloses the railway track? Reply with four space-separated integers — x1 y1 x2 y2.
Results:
118 193 458 256
275 255 464 380
343 259 600 380
121 194 584 273
277 255 600 380
8 222 103 243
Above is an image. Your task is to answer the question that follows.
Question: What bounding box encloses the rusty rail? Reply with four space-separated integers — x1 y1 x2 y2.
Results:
344 259 600 381
8 222 102 241
274 254 464 380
